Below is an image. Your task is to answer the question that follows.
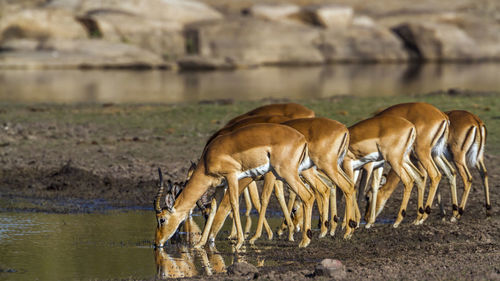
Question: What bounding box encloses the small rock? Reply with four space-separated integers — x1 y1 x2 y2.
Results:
227 262 259 279
302 5 353 28
314 259 346 279
246 4 301 23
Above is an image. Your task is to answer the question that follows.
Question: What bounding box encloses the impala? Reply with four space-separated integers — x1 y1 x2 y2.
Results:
445 110 490 217
205 115 294 240
154 123 316 249
200 103 315 240
249 117 355 242
367 102 456 224
344 115 424 228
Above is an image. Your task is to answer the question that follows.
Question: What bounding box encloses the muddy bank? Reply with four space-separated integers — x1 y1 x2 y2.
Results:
0 94 499 280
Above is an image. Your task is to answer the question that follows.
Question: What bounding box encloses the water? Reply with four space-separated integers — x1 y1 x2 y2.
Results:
0 211 296 280
1 63 499 104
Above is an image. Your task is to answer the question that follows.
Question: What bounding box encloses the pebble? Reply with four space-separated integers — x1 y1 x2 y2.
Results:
314 258 346 279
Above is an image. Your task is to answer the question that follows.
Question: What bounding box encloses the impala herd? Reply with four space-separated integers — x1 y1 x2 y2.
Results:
153 102 491 252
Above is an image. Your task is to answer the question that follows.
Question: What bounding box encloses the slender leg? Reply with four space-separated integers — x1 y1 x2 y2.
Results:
374 169 399 218
243 188 252 237
226 174 245 250
291 197 303 232
247 181 273 239
329 186 337 236
274 180 295 241
302 169 330 238
278 191 296 237
320 164 356 239
477 158 491 215
413 161 428 224
392 166 414 228
276 169 314 248
194 198 218 249
434 155 458 220
456 162 472 219
228 213 237 239
418 151 443 224
366 167 383 228
249 173 275 244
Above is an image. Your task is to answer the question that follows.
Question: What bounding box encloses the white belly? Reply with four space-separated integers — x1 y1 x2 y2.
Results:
351 152 382 170
237 162 271 180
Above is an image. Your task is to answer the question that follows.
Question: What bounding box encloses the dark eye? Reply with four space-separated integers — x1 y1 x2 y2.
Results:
159 218 166 224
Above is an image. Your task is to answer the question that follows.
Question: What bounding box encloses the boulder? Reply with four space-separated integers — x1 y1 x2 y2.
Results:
392 19 500 61
0 39 168 69
0 8 87 42
318 24 408 62
183 18 324 68
78 0 223 25
380 12 500 61
301 5 353 28
314 259 346 279
79 12 185 59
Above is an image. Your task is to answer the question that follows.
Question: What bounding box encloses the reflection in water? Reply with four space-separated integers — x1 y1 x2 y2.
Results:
1 63 500 103
0 211 272 280
154 246 226 279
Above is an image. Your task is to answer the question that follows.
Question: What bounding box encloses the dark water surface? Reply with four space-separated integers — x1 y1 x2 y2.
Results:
0 211 297 280
1 63 499 103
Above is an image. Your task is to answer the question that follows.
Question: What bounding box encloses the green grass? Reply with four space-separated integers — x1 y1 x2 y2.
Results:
1 93 498 153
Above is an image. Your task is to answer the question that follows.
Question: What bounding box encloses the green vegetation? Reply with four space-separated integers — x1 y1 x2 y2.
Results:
1 93 498 153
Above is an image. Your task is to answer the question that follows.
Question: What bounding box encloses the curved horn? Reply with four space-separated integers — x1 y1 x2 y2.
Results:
154 167 164 213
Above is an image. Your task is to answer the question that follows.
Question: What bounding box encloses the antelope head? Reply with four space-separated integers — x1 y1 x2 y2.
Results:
154 168 187 248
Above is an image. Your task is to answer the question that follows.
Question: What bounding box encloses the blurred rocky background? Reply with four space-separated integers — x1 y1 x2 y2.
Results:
1 0 499 70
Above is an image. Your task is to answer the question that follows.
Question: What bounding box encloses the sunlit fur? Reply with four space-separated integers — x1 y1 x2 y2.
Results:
445 110 490 217
155 123 315 250
367 102 455 224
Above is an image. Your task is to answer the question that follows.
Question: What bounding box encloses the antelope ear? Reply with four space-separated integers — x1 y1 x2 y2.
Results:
166 179 173 193
165 193 175 211
172 184 183 197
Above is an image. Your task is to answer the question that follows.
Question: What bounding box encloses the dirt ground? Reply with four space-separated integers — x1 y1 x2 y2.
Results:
0 95 499 280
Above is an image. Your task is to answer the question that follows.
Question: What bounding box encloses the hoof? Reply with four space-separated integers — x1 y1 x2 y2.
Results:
393 222 400 228
298 239 311 248
365 223 373 229
343 233 352 240
329 230 336 237
348 220 357 228
450 216 457 223
319 231 327 239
